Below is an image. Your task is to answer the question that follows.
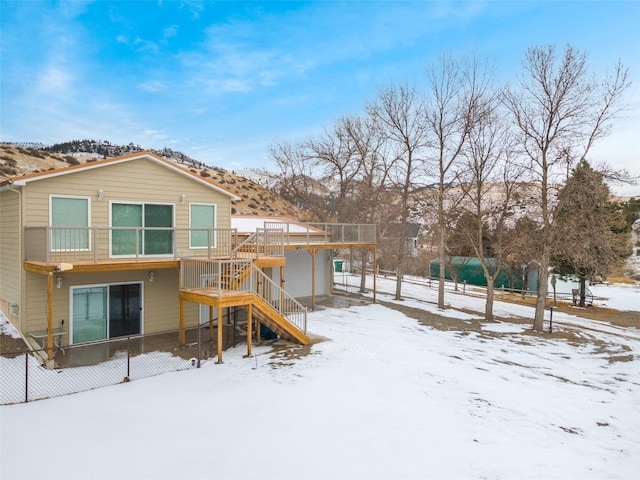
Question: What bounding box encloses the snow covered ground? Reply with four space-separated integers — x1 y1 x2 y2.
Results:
1 275 639 480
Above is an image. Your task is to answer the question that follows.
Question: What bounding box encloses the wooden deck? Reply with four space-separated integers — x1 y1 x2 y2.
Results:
179 288 255 308
178 287 310 346
23 255 286 275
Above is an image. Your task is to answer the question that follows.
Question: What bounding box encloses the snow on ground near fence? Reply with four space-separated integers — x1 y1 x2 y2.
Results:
2 278 639 480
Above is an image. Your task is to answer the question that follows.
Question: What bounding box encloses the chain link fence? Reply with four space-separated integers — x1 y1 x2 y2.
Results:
1 322 247 405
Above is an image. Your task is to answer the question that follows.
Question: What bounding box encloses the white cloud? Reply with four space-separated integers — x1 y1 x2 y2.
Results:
133 37 158 53
163 25 178 38
138 80 167 92
37 67 73 94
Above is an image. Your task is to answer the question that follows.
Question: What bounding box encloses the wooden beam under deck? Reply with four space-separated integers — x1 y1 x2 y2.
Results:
24 255 286 275
179 289 255 308
24 259 180 275
253 256 286 268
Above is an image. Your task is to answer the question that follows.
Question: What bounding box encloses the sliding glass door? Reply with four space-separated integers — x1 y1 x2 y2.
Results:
71 283 142 344
72 286 108 343
109 284 141 338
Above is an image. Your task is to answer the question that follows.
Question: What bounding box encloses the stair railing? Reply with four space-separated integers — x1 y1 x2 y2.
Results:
181 258 253 294
231 232 258 258
231 228 285 259
251 264 307 333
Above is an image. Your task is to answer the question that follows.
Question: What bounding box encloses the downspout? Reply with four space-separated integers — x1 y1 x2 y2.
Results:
6 183 24 333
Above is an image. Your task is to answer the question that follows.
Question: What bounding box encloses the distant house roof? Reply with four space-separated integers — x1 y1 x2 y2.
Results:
384 223 422 239
0 151 241 201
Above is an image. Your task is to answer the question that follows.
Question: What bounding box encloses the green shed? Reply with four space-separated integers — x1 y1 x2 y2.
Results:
429 256 522 290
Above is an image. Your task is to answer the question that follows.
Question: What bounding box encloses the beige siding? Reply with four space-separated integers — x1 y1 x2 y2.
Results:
25 267 200 345
22 157 232 230
17 156 232 341
0 189 23 329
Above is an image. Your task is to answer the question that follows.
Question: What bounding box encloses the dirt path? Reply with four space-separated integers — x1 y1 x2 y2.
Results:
498 292 640 328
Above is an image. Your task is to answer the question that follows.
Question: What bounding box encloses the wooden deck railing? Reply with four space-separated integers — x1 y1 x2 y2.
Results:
23 226 239 264
23 222 376 265
263 222 376 245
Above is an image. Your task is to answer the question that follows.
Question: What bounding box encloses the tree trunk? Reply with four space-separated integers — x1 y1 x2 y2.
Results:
395 266 403 300
438 223 446 309
533 263 548 332
485 282 494 322
579 276 587 307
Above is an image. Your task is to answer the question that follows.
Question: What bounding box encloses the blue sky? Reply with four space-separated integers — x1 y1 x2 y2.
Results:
1 1 639 194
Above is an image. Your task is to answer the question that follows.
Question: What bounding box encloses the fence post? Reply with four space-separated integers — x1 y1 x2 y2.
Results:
25 351 29 403
197 319 202 368
126 336 131 381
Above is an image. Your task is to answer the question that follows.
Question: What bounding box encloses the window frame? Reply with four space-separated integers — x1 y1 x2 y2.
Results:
69 281 144 344
109 201 176 258
49 194 91 252
189 202 217 249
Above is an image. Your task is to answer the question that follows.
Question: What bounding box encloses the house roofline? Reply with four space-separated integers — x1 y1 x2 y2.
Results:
0 151 241 201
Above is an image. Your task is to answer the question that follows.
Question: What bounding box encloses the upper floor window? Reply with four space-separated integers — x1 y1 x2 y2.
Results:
111 202 174 256
190 203 216 248
50 196 90 251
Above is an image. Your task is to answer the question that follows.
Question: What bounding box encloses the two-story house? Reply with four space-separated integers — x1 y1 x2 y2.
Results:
0 151 377 365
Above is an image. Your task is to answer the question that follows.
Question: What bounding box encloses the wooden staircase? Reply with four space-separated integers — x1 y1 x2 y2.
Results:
249 296 310 345
180 257 309 346
247 264 309 345
219 261 253 291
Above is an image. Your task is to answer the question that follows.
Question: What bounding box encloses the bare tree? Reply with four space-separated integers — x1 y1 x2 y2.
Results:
270 114 393 294
306 118 365 223
504 44 631 331
458 103 523 320
269 140 328 221
425 53 494 309
269 118 365 223
367 82 429 300
340 114 394 292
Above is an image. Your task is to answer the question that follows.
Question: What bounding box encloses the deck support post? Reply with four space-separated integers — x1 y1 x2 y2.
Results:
47 272 54 360
373 246 377 303
209 306 214 341
308 248 318 310
179 297 185 346
216 305 223 364
246 303 253 357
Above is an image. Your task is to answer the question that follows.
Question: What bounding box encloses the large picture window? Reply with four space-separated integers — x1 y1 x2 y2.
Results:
190 203 216 248
50 196 90 250
111 202 174 256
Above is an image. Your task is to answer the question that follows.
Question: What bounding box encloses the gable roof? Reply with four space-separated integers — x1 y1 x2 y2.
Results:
384 222 422 239
0 151 241 201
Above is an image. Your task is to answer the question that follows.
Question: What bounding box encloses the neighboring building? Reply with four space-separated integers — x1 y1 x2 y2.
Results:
0 152 377 366
382 223 423 257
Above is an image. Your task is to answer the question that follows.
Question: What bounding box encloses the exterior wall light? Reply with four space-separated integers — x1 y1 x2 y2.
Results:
56 275 64 288
98 188 105 201
180 194 187 205
149 270 156 283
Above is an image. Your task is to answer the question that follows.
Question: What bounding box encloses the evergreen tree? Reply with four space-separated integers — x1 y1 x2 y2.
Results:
551 160 631 306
